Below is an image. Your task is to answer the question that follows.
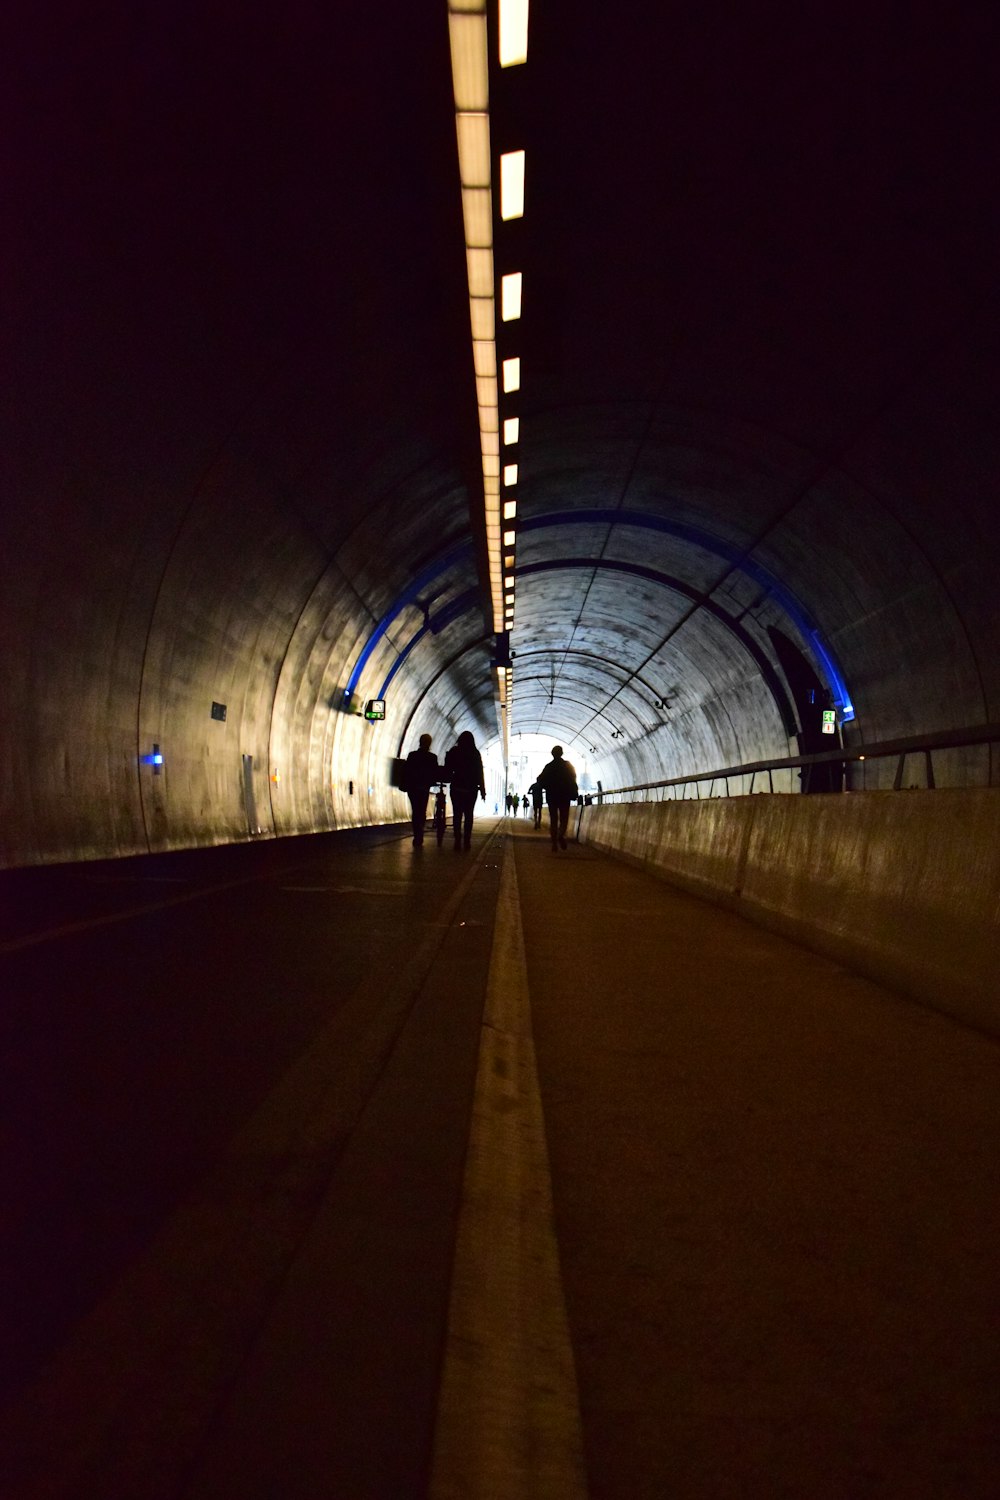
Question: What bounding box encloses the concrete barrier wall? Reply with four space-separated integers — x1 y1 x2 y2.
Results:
578 792 1000 1034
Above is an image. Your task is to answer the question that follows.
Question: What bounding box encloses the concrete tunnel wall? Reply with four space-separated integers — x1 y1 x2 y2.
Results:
577 791 1000 1035
4 4 1000 870
5 319 1000 868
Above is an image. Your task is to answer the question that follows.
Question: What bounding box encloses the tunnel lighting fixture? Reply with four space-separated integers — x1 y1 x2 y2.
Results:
476 373 498 408
499 0 529 67
449 8 489 108
456 111 491 182
501 272 522 321
500 150 525 219
473 340 496 376
449 0 530 723
450 0 507 635
466 246 494 297
462 188 493 248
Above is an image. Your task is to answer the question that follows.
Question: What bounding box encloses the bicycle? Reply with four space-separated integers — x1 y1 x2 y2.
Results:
431 783 449 847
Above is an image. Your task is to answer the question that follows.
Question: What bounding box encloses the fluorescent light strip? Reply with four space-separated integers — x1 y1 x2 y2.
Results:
450 0 508 634
499 0 529 67
500 149 525 220
501 271 522 321
503 416 519 445
502 356 520 392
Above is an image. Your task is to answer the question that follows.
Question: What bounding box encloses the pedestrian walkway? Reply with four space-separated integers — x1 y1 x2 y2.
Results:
511 824 1000 1499
0 822 997 1497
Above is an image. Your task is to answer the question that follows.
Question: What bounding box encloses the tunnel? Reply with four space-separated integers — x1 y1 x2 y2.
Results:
3 4 999 1497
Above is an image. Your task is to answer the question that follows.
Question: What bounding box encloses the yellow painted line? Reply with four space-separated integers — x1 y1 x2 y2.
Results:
430 837 589 1499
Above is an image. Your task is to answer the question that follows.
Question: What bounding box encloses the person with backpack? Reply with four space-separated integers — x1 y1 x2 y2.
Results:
535 745 578 851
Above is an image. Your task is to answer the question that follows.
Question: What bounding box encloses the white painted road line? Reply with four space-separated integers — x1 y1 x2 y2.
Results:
430 837 589 1500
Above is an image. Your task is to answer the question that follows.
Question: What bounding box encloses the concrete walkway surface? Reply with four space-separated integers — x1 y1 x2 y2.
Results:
0 820 997 1497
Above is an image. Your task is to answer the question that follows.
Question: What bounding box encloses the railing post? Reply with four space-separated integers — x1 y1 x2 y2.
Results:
768 768 774 793
893 753 906 791
925 749 936 790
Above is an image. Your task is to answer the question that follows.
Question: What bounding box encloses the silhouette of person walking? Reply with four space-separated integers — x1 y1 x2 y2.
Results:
535 745 578 850
444 730 485 850
404 733 439 848
528 780 544 828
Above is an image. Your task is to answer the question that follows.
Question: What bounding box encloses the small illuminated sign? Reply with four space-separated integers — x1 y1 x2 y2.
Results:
364 699 386 721
821 710 837 735
140 743 164 773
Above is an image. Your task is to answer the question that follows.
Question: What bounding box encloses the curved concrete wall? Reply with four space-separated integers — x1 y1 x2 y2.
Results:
578 793 1000 1035
4 4 999 868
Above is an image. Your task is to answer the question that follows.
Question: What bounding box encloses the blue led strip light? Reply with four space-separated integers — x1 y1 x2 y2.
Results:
342 541 473 705
376 588 482 699
521 510 856 720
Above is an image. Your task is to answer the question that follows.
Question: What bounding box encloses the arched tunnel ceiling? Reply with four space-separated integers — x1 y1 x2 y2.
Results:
4 2 1000 861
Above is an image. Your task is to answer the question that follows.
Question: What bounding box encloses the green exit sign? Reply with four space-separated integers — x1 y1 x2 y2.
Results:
821 710 836 735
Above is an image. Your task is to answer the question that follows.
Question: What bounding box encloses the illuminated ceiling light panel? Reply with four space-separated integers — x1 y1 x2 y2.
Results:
500 149 525 220
466 246 494 297
449 10 489 110
503 529 515 545
503 499 517 520
469 295 495 341
456 112 490 184
503 463 518 486
476 373 498 407
501 271 522 321
462 187 493 247
502 356 521 392
504 576 515 590
503 416 519 445
449 0 517 641
504 554 515 569
498 0 529 67
473 340 496 376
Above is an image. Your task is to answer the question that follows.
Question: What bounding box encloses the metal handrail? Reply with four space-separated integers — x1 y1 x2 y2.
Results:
596 722 1000 800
